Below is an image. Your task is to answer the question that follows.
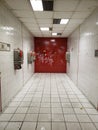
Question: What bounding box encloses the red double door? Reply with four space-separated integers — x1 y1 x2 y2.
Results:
34 38 67 73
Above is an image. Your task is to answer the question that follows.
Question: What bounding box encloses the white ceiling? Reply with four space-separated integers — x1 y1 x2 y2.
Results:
4 0 98 37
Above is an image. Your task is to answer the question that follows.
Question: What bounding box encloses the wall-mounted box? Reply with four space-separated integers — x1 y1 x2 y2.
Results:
27 52 33 64
95 50 98 57
0 42 10 51
66 52 70 63
14 49 24 69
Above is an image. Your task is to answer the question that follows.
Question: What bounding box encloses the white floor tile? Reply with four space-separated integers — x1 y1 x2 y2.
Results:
24 114 38 121
11 114 25 121
85 109 98 115
4 107 17 114
5 122 22 130
95 123 98 129
38 114 51 122
52 114 64 122
66 123 81 130
19 102 30 107
40 108 51 114
1 74 98 130
37 122 51 130
0 114 13 121
80 123 97 130
62 103 72 108
0 122 8 130
74 108 87 114
63 108 74 114
64 114 78 122
52 108 62 114
21 122 36 130
41 103 50 108
52 122 66 130
27 108 39 114
71 103 83 108
77 115 92 122
89 115 98 122
15 107 28 114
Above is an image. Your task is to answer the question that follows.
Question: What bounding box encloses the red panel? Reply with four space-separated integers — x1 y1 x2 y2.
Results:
34 37 67 73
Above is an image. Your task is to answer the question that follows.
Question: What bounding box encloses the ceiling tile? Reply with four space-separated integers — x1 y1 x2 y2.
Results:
13 10 35 18
54 11 73 18
42 32 51 35
52 30 63 33
19 17 37 23
76 0 97 12
65 25 78 31
34 11 53 19
72 12 91 19
38 23 52 27
37 19 52 24
5 0 32 10
28 27 40 31
62 33 70 37
54 0 79 11
4 0 98 38
53 24 66 28
68 19 84 24
24 23 38 28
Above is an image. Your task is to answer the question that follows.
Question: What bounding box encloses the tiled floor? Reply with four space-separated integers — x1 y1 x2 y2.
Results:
0 73 98 130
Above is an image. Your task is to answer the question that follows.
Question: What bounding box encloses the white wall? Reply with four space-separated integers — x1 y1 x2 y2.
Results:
67 8 98 108
0 2 34 110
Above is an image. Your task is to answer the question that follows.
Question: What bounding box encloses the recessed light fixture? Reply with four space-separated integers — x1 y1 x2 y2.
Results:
40 27 49 31
57 33 62 36
60 19 69 24
53 19 61 24
42 0 53 11
52 33 57 36
30 0 43 11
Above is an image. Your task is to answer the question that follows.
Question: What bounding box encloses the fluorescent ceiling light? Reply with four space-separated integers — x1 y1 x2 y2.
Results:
40 27 49 31
52 33 57 36
30 0 43 11
60 19 69 24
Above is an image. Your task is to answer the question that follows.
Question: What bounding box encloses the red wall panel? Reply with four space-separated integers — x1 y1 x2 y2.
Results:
34 37 67 73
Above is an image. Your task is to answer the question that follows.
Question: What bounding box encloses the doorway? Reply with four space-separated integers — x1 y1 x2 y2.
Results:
34 38 67 73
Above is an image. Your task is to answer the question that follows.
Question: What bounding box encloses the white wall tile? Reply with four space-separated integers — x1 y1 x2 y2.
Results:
0 2 34 110
67 8 98 108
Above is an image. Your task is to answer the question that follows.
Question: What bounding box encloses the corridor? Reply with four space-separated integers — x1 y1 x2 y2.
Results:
0 74 98 130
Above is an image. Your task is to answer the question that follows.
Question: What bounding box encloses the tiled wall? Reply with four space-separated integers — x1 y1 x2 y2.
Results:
0 2 34 110
67 8 98 108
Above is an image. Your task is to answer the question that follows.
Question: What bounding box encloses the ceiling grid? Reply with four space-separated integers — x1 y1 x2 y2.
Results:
3 0 98 37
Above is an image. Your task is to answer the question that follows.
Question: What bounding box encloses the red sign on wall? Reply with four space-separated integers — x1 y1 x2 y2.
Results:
34 37 67 73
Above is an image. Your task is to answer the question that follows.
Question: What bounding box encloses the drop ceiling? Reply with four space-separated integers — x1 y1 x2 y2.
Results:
4 0 98 37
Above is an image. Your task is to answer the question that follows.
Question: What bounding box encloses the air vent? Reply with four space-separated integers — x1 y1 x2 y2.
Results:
53 19 61 24
42 0 53 11
49 27 52 31
57 33 62 35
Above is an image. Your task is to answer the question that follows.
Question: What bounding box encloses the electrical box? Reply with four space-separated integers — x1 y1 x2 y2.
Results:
66 52 70 63
14 48 24 69
27 52 33 64
95 50 98 57
27 51 36 64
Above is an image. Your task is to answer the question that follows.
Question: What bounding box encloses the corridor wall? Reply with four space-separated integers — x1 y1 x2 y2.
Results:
0 2 34 110
67 8 98 109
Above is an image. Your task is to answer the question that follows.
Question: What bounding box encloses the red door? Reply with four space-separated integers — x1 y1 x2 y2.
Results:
34 38 67 73
0 73 2 112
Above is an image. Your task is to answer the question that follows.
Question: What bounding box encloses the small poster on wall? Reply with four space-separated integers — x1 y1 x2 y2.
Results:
0 42 10 51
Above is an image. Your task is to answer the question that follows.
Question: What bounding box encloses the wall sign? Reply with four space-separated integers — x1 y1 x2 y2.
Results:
95 50 98 57
0 42 10 51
